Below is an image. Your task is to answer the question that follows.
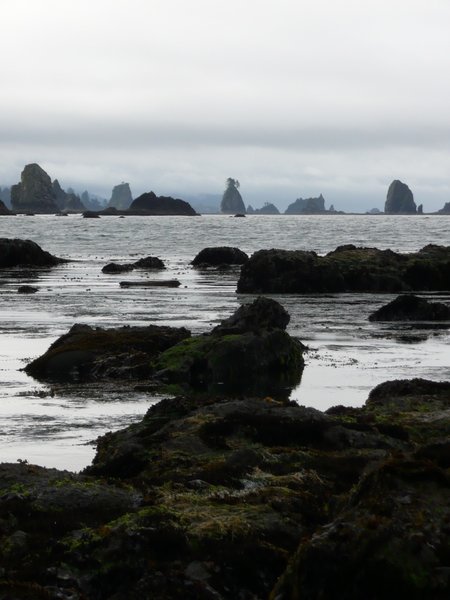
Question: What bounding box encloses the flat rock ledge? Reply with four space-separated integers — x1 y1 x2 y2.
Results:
0 377 448 599
237 244 450 293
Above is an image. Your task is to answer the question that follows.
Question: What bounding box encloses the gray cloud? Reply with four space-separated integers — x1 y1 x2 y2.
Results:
0 0 449 211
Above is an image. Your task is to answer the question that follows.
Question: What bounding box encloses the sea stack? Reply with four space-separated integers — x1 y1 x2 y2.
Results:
285 194 326 214
108 183 133 210
221 178 246 214
11 164 58 213
384 180 417 214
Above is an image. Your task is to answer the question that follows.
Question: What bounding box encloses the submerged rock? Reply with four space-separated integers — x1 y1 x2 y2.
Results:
102 256 165 274
237 244 450 293
17 285 38 294
191 246 249 267
0 238 65 268
369 294 450 321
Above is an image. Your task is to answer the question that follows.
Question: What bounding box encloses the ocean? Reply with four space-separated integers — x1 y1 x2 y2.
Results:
0 213 449 470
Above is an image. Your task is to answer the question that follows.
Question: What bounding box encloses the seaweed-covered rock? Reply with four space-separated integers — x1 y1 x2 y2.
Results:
0 377 448 599
369 294 450 321
191 246 248 267
237 244 450 293
0 238 65 268
25 323 190 381
212 296 290 334
102 262 134 274
154 297 304 395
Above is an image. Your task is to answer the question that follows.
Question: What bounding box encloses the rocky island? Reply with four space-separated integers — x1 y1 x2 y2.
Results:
220 178 246 214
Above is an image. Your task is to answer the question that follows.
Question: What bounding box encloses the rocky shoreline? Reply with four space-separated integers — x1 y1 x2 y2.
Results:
0 238 449 599
0 378 448 599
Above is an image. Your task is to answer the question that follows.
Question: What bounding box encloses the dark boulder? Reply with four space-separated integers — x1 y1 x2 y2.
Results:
129 191 197 215
17 285 38 294
369 294 450 321
25 323 191 381
133 256 165 269
237 245 450 293
102 262 134 274
191 246 248 267
83 211 100 218
0 238 65 268
154 297 304 395
212 296 290 334
385 180 417 214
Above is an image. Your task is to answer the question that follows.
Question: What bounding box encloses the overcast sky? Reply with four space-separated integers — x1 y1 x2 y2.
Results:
1 0 449 211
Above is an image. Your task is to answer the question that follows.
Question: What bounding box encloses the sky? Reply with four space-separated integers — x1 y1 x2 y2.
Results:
0 0 449 212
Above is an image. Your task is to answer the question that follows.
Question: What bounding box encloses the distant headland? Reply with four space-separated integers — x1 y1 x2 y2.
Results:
0 164 449 216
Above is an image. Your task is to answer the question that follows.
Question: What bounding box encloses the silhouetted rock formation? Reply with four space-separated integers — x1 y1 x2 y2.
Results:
129 192 197 215
237 244 450 293
417 204 423 214
11 164 58 213
384 180 416 214
0 199 11 215
285 194 326 214
0 186 11 208
437 202 450 214
250 202 280 215
221 178 246 214
52 180 86 213
191 246 249 267
369 294 450 321
108 182 133 210
0 238 65 268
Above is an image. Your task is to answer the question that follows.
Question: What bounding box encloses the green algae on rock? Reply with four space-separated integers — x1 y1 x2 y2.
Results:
237 244 450 293
0 378 448 598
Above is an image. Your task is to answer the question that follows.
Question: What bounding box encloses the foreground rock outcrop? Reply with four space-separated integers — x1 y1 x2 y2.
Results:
237 244 450 293
0 238 65 268
385 180 417 214
370 294 450 321
25 323 190 381
25 298 304 395
0 378 448 599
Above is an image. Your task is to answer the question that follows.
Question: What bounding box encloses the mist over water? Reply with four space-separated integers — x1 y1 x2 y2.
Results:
0 214 449 470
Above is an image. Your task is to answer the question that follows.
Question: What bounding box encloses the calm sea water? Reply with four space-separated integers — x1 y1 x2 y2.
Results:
0 214 449 470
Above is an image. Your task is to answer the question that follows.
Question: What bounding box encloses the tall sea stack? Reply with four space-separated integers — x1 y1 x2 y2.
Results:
11 164 58 213
384 180 416 214
108 183 133 210
221 178 246 214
